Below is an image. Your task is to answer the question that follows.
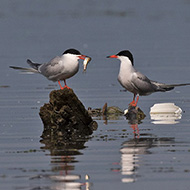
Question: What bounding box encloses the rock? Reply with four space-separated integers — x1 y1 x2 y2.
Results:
88 103 123 117
87 103 145 124
107 106 123 115
124 105 146 124
39 88 98 148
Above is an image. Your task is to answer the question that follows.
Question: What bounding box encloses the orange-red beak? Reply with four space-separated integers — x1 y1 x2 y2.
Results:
78 55 86 60
106 55 118 58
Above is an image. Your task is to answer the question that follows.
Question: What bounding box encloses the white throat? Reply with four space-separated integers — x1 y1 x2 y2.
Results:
118 56 135 76
61 54 80 77
63 53 80 63
117 56 136 91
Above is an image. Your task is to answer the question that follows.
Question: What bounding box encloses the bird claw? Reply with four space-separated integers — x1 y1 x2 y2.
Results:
62 85 71 90
129 96 139 107
58 81 71 90
129 101 137 107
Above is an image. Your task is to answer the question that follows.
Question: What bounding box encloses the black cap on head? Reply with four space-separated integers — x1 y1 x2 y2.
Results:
63 48 81 55
117 50 134 65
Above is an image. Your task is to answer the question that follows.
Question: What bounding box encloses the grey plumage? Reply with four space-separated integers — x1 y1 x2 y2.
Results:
10 59 41 73
9 48 87 89
27 59 41 70
107 50 190 106
9 65 38 73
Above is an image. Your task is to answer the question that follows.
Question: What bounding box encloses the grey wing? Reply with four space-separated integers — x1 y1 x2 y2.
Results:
48 56 62 66
131 71 157 95
38 56 63 79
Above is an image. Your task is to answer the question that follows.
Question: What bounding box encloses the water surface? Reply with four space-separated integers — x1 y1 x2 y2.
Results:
0 0 190 189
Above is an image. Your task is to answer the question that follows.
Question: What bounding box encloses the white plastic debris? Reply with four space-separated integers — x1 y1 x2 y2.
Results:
150 103 182 114
150 103 182 124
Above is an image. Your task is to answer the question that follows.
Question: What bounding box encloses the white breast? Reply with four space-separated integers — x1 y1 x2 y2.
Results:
117 56 136 93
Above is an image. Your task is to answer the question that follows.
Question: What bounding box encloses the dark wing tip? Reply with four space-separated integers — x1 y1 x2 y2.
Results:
27 59 32 64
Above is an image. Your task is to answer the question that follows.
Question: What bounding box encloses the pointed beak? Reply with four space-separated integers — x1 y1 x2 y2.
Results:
78 55 86 60
106 55 118 58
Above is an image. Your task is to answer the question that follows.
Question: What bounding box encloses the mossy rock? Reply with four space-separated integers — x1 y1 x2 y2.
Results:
39 88 97 148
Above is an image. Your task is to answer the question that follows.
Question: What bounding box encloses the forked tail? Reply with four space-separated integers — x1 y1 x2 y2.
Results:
151 80 190 92
10 59 41 73
26 59 41 70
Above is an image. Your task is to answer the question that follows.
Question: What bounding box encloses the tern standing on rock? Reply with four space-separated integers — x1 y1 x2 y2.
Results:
10 48 88 89
107 50 190 107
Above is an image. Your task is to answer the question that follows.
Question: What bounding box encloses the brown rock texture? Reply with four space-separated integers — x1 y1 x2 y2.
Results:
39 88 97 148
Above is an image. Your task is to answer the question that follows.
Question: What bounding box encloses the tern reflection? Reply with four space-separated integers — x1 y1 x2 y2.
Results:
40 137 91 190
119 106 175 183
120 136 175 183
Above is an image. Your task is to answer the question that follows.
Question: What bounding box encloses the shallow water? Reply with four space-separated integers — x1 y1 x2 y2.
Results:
1 0 190 189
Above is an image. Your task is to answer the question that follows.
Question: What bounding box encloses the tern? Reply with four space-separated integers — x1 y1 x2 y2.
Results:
107 50 190 106
10 48 87 89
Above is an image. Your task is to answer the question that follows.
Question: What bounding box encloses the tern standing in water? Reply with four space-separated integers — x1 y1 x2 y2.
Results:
10 48 89 89
107 50 190 106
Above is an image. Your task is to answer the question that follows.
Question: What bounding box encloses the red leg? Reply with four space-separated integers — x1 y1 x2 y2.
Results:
58 80 64 90
135 96 139 105
63 79 71 89
129 94 139 107
131 124 140 138
129 94 136 106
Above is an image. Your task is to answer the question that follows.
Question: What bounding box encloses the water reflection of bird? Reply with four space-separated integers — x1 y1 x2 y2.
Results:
120 137 175 183
10 49 87 89
107 50 190 106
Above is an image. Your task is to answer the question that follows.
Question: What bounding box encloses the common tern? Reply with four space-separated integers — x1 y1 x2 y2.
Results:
10 48 88 89
107 50 190 106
